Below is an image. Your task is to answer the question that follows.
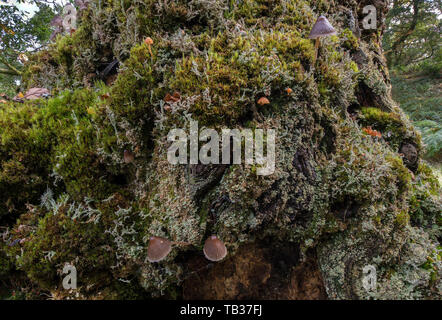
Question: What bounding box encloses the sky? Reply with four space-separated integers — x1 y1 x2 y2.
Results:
1 0 66 18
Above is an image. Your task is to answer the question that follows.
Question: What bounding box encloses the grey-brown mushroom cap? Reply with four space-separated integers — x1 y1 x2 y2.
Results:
124 150 135 164
24 88 50 100
50 15 63 27
308 15 337 39
203 236 227 262
147 237 172 263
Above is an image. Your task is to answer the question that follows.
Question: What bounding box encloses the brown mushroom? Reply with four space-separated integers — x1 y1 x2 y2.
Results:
172 91 181 101
164 92 181 103
75 0 90 11
308 15 337 62
144 37 154 56
24 88 50 100
147 236 172 263
257 97 270 106
100 92 110 100
124 150 135 164
50 15 63 27
203 235 227 262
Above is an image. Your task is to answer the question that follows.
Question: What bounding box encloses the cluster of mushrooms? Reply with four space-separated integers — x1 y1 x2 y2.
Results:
254 15 336 107
147 235 228 263
142 16 335 265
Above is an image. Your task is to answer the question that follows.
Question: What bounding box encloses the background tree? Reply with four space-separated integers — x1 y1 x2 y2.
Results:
383 0 441 73
0 1 57 95
384 0 441 164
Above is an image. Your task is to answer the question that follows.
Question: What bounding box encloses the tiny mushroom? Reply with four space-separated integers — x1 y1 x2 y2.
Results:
308 15 337 62
164 91 181 103
123 150 135 164
50 15 63 27
12 92 25 103
75 0 90 11
49 16 63 41
24 88 50 100
147 236 172 263
144 37 154 56
257 97 270 106
203 235 227 262
100 92 110 100
18 53 29 64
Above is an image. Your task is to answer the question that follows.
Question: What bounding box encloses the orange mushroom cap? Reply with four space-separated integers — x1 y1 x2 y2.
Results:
144 37 154 45
257 97 270 105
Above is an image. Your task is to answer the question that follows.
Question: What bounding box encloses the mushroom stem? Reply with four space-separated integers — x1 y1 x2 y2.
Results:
314 37 320 63
147 44 152 56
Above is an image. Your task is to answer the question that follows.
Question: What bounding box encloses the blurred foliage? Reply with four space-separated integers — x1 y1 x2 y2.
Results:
383 0 441 74
385 1 441 166
0 1 57 95
391 75 441 161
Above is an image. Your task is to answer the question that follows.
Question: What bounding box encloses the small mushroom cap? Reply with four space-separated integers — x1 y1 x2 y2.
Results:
203 235 227 262
257 97 270 105
75 0 90 10
24 88 50 100
144 37 154 45
50 15 63 27
147 236 172 263
123 150 135 164
308 16 337 39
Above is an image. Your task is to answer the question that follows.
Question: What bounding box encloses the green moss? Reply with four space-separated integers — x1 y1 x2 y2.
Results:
3 0 440 300
340 28 359 50
360 107 410 149
386 155 412 195
395 210 410 227
408 162 441 227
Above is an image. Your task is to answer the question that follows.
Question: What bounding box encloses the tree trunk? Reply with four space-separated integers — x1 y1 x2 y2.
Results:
0 0 440 300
